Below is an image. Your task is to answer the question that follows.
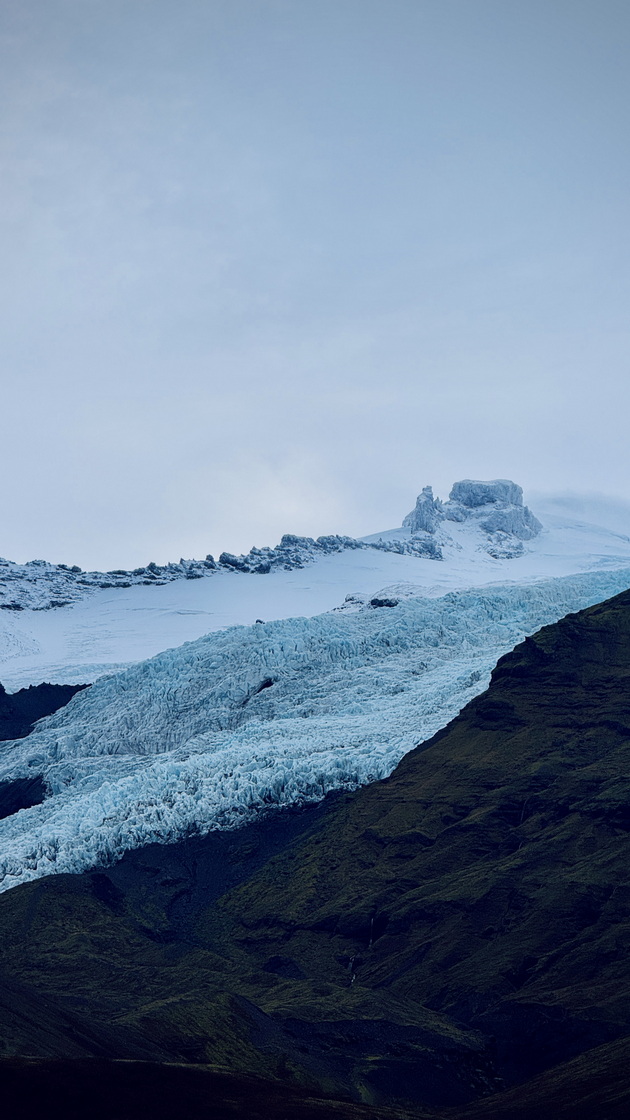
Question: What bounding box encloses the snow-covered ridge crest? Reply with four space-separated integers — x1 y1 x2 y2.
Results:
0 479 537 611
0 555 220 612
1 566 629 894
0 533 440 612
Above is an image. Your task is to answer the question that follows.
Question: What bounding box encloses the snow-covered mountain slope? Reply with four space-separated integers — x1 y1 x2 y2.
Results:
2 481 630 690
531 491 630 535
1 566 630 893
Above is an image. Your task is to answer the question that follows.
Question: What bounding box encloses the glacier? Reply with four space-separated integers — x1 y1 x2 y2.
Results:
1 566 630 894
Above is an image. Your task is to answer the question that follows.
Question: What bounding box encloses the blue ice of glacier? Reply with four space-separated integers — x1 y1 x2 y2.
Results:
0 567 629 893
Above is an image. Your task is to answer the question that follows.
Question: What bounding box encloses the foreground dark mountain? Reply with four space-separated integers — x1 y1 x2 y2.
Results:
3 1039 629 1120
1 588 630 1117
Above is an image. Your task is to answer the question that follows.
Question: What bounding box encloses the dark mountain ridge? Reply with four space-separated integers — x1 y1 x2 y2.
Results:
1 589 630 1117
0 680 88 819
0 680 87 742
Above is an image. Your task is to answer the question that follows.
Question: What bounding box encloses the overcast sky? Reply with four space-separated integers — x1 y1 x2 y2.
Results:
1 0 629 568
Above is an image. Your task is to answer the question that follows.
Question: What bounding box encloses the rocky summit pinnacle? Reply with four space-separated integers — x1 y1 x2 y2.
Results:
403 478 542 556
449 478 525 508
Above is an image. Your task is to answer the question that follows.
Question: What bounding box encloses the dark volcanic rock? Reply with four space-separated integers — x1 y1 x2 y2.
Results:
0 680 89 819
0 680 88 741
0 776 47 820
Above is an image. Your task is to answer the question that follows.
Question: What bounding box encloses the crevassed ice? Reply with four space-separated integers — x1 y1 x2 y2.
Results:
1 568 629 893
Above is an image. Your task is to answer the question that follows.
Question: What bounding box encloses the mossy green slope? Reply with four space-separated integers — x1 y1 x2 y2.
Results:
1 588 630 1114
203 589 630 1092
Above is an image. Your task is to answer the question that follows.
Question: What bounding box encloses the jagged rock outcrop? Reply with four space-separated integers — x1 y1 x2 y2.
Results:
402 479 542 557
0 555 219 611
402 486 444 534
449 479 524 508
0 680 87 742
0 531 446 612
444 479 542 541
220 531 444 572
219 534 365 573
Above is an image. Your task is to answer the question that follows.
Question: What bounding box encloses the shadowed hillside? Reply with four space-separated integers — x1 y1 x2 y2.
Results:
1 589 630 1116
0 680 88 819
0 680 87 742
